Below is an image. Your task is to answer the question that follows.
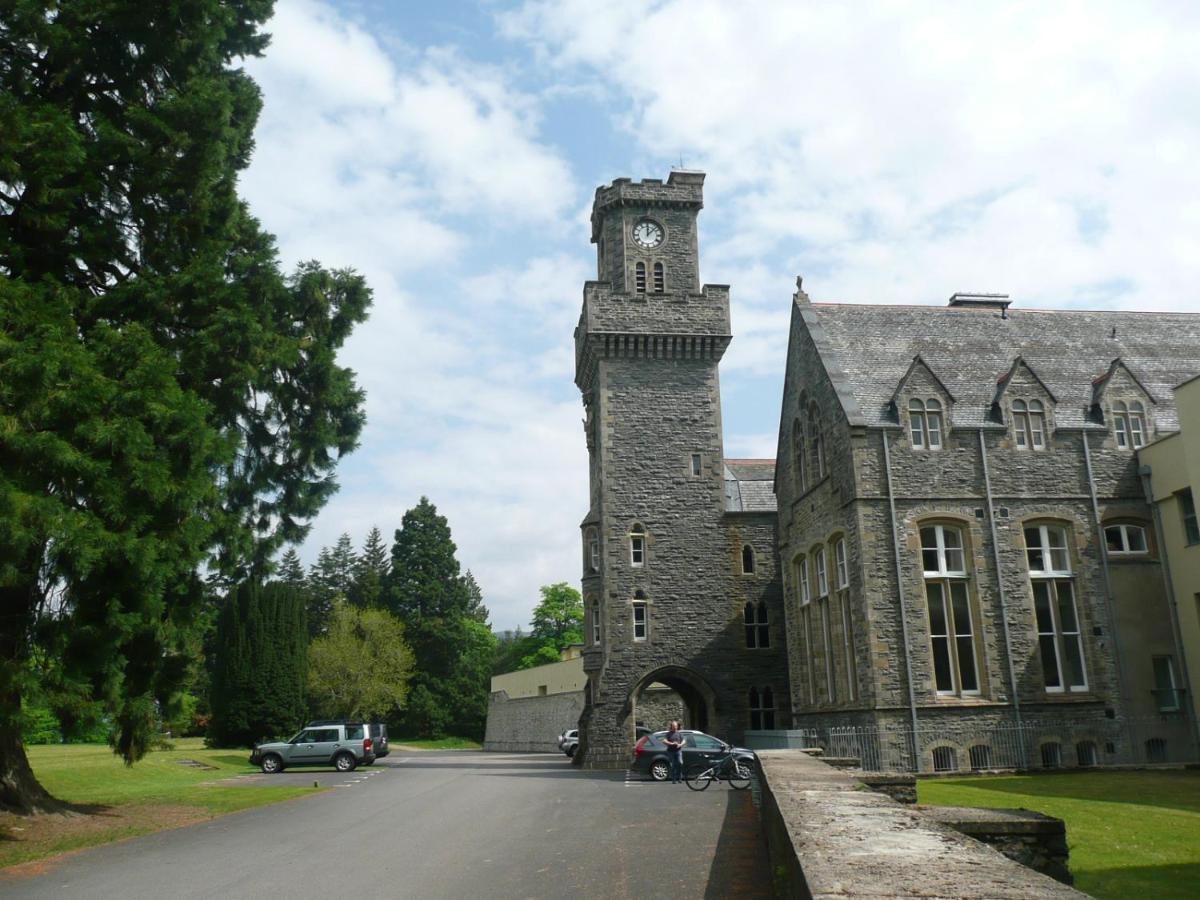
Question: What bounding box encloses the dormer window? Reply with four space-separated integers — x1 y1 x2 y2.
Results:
634 262 647 293
909 398 943 450
653 262 665 292
1012 399 1046 450
1112 401 1146 449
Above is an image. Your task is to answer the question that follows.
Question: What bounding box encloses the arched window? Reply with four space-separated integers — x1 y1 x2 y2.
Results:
629 524 646 568
1112 400 1129 448
653 261 665 292
932 745 958 772
909 398 943 449
1112 400 1147 449
1104 522 1148 555
749 686 775 729
742 545 755 574
808 402 825 479
1076 741 1097 767
1129 401 1146 447
968 744 992 770
1025 523 1086 692
920 524 980 696
635 261 647 293
1012 399 1046 450
792 418 806 492
833 537 856 701
1040 741 1062 768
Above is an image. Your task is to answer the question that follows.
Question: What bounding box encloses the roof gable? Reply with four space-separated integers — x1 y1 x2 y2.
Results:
994 356 1057 405
1091 358 1157 406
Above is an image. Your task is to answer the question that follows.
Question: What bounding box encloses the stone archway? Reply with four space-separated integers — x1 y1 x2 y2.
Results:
630 666 717 734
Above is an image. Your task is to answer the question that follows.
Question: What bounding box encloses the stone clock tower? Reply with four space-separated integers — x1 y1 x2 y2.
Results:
573 171 789 768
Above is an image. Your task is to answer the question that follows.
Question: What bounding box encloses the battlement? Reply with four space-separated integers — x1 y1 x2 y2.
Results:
591 170 705 241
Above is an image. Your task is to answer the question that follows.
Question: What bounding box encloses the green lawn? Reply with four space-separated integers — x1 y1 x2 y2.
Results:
919 769 1200 899
1 738 315 869
392 736 481 750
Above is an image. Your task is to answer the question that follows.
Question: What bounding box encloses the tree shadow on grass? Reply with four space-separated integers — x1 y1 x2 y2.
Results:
1078 862 1200 900
929 770 1200 815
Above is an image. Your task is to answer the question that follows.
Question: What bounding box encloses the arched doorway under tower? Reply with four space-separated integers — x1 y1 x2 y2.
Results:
631 666 716 734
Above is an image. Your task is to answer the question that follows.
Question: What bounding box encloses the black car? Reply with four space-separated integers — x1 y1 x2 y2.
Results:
630 729 756 781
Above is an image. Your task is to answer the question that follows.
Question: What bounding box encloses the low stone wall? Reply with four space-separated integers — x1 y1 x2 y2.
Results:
756 750 1087 899
921 806 1073 886
483 690 584 752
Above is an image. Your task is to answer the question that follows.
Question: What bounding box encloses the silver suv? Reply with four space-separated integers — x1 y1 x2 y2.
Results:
251 722 376 773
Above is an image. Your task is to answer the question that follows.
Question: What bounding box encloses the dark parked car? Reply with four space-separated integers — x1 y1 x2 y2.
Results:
630 729 756 782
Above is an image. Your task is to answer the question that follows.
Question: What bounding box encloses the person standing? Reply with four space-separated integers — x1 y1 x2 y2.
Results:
664 720 685 784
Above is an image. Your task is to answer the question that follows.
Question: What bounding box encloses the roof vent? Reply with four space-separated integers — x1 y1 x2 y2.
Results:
948 292 1012 317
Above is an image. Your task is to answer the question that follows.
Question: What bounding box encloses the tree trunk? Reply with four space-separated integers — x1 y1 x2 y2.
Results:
0 721 60 814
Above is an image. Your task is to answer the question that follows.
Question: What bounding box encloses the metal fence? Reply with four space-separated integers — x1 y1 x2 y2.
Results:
766 714 1198 774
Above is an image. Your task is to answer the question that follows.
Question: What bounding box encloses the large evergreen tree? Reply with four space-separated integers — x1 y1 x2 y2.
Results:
349 525 389 608
209 581 307 747
0 2 368 810
385 498 494 738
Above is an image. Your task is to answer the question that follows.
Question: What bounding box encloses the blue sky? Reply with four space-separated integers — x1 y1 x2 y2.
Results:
237 1 1200 630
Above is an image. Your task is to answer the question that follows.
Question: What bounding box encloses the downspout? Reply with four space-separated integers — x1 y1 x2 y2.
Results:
1081 432 1129 711
978 430 1028 767
1140 465 1200 756
881 429 921 770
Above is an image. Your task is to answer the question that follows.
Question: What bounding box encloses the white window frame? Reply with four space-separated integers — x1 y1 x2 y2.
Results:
909 398 943 450
1025 524 1087 693
630 527 645 567
690 453 702 477
839 588 856 701
815 548 829 598
835 538 849 590
631 600 647 642
587 529 600 573
798 556 811 605
920 524 980 697
1112 400 1147 450
1012 399 1047 450
1104 523 1148 556
591 599 601 645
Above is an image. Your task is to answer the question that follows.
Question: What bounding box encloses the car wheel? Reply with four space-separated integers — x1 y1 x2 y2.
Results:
650 759 670 782
334 752 357 772
565 744 576 758
260 753 283 774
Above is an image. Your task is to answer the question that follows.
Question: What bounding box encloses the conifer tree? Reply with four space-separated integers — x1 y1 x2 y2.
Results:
462 570 490 624
0 3 367 809
350 526 389 608
385 498 494 738
278 549 306 590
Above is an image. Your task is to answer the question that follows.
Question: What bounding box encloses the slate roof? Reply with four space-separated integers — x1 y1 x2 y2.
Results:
805 303 1200 432
724 459 777 512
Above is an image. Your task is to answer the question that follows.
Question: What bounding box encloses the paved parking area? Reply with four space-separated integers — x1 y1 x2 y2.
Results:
2 751 772 899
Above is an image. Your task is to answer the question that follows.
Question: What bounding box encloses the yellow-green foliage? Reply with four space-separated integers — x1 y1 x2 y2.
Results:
919 770 1200 900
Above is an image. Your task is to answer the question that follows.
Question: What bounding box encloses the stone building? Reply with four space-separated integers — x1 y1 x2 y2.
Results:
777 290 1200 770
558 168 1200 773
573 171 789 767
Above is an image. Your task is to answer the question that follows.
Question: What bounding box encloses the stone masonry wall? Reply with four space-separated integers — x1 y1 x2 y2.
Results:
483 690 585 753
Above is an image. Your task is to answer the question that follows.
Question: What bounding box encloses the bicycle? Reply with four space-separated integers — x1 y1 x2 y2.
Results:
685 751 753 791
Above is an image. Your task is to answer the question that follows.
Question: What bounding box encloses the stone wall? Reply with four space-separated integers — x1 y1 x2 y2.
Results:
483 690 584 753
756 749 1086 899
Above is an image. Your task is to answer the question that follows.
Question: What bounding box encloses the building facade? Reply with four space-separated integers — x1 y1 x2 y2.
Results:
776 290 1200 770
1141 374 1200 744
573 172 789 767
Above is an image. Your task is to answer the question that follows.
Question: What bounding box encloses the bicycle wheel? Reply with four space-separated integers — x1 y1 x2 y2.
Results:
685 764 714 791
728 759 752 790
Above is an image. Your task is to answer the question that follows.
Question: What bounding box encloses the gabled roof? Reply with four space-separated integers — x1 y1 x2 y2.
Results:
891 354 957 404
724 459 776 513
1091 357 1157 406
993 356 1058 404
796 303 1200 431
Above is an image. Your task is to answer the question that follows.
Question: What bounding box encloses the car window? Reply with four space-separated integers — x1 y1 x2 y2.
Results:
295 730 319 742
691 734 724 750
313 729 339 742
344 724 364 740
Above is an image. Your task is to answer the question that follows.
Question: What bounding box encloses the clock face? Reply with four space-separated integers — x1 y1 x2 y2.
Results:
632 219 664 249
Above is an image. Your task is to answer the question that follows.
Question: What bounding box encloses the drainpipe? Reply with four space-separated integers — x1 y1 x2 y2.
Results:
1081 432 1130 715
882 429 921 770
1140 465 1200 757
978 430 1028 768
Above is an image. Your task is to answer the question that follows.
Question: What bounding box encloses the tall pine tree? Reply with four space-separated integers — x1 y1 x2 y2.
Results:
350 526 389 608
386 498 493 738
0 2 368 809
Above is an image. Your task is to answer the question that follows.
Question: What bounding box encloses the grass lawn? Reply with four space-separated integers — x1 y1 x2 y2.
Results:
918 769 1200 899
392 736 481 750
0 738 315 870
